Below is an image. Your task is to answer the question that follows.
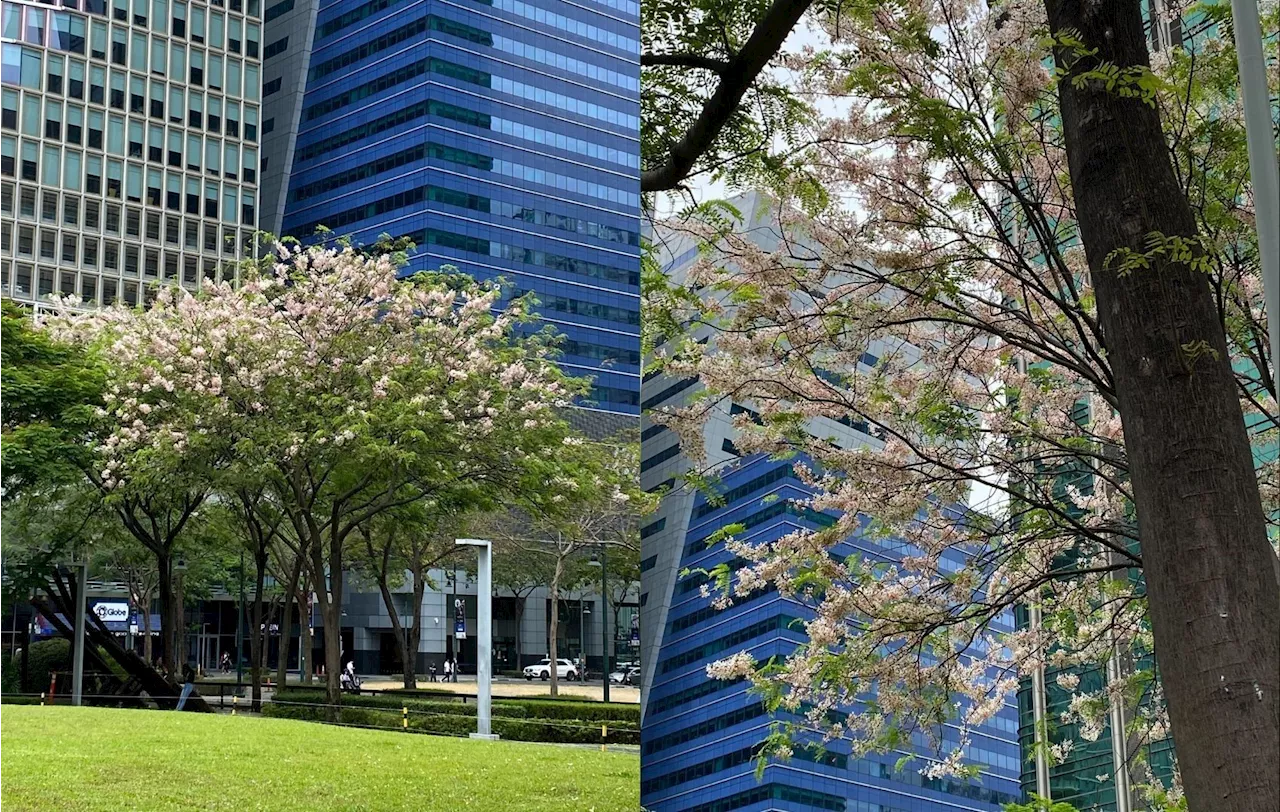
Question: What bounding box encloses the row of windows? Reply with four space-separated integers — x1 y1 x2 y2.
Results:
678 783 848 812
692 464 793 520
3 231 238 284
263 0 292 21
301 54 637 132
559 337 639 365
0 261 238 308
262 35 287 59
640 423 667 442
586 383 638 407
684 502 837 558
1 141 256 223
5 97 257 179
1 59 260 143
507 285 639 326
4 185 249 253
851 759 1021 807
639 517 665 539
668 585 774 636
307 12 635 95
640 553 657 571
639 441 679 473
431 185 638 247
2 41 261 105
58 0 262 51
292 192 639 290
658 615 799 675
643 701 766 756
641 375 698 410
477 0 639 54
645 744 847 796
295 90 635 173
646 675 742 717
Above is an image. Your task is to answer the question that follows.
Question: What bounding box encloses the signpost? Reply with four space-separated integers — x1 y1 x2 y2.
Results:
455 539 497 740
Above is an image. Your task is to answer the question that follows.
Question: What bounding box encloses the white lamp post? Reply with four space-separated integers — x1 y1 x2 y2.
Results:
456 539 498 740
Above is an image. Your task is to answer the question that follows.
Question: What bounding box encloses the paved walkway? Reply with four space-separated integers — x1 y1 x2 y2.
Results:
196 675 640 703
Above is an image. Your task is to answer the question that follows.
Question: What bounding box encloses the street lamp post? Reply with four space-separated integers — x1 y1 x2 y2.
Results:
456 538 498 740
71 555 89 706
1228 0 1280 387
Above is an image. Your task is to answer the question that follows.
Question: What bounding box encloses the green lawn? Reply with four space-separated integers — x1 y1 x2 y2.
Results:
1 706 638 811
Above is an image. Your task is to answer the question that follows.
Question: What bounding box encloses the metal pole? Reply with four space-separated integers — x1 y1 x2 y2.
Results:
457 539 498 739
71 557 89 706
601 545 609 703
236 550 245 687
1229 0 1280 389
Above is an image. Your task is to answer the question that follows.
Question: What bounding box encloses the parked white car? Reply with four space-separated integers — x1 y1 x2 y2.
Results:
524 658 578 681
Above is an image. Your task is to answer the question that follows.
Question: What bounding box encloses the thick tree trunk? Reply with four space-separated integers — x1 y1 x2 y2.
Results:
141 596 153 664
249 549 267 712
297 585 313 685
548 558 563 697
156 555 176 676
277 554 302 688
513 597 525 669
1046 2 1280 808
405 573 426 689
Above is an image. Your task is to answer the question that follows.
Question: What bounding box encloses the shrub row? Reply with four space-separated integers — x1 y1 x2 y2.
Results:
384 688 641 723
277 688 640 725
261 701 639 745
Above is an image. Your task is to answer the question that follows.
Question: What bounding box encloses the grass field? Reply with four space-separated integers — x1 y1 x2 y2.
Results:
0 706 639 811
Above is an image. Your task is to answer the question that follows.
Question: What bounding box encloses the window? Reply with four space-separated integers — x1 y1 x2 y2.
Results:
44 101 61 139
129 75 144 113
127 118 142 156
145 211 159 240
168 85 183 123
89 64 105 104
51 13 86 54
149 82 163 117
1 5 20 40
170 42 186 81
188 92 202 127
109 70 124 108
263 36 287 59
228 18 241 53
25 8 46 47
207 96 220 132
61 236 76 264
0 90 14 130
190 5 204 42
246 22 259 57
41 192 58 222
85 200 99 230
46 54 64 94
62 196 78 226
171 2 186 37
208 53 222 91
209 12 223 48
21 140 37 180
244 106 257 141
66 105 84 142
189 49 202 85
148 123 162 161
167 129 181 166
186 133 200 170
111 28 126 65
68 59 84 98
261 76 281 96
90 20 106 58
150 37 164 75
130 31 146 71
88 109 103 148
225 102 239 137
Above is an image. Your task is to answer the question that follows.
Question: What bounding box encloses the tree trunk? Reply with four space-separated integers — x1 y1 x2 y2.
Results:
141 593 153 664
277 554 302 688
1046 2 1280 808
156 554 176 677
405 570 426 690
513 596 525 669
249 549 267 712
297 584 313 685
548 557 563 697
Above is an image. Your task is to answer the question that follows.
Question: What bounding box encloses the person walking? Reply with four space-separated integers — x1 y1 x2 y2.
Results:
176 662 196 710
443 657 452 683
429 662 438 683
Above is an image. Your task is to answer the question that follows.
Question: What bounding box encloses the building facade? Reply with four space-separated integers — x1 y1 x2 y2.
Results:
2 0 263 307
640 193 1023 811
260 0 642 415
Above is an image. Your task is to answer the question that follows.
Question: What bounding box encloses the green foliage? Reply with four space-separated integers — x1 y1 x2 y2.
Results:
0 300 106 500
23 638 70 693
1004 796 1080 812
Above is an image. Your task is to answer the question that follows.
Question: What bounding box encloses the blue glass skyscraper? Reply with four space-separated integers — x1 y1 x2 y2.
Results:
260 0 641 415
640 193 1024 811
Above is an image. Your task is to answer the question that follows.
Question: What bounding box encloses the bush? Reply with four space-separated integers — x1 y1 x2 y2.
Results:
24 639 70 693
501 699 641 724
2 656 21 695
263 688 640 744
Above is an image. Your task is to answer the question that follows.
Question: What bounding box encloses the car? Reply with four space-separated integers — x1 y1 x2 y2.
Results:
623 666 641 686
524 658 578 681
608 669 628 684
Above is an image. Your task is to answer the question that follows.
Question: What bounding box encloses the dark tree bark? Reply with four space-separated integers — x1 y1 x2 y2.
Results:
296 580 313 686
1046 2 1280 808
276 550 303 688
248 546 267 711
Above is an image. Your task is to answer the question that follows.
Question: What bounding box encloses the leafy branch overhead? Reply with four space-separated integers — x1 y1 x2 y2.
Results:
641 0 817 193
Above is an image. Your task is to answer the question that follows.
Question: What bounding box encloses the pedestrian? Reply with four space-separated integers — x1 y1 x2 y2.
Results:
220 651 231 674
176 662 196 710
429 662 438 683
443 657 452 683
452 658 459 683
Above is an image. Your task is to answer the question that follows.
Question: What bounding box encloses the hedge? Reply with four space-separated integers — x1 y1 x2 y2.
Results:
24 639 70 693
384 689 641 724
263 689 640 745
261 703 639 745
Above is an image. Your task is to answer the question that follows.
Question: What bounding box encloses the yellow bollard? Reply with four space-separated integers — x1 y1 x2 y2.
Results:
402 707 408 730
232 695 237 716
601 724 608 752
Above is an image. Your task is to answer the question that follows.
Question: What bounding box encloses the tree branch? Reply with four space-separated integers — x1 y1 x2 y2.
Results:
641 0 815 192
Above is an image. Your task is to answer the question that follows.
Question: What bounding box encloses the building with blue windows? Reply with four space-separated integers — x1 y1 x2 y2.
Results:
640 193 1024 812
259 0 641 416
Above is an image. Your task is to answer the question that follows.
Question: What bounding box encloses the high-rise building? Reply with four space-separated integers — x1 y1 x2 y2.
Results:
640 193 1023 812
259 0 642 416
2 0 264 307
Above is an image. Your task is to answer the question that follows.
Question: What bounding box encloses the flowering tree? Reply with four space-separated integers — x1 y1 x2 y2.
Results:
646 2 1278 808
487 435 653 695
43 244 587 708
